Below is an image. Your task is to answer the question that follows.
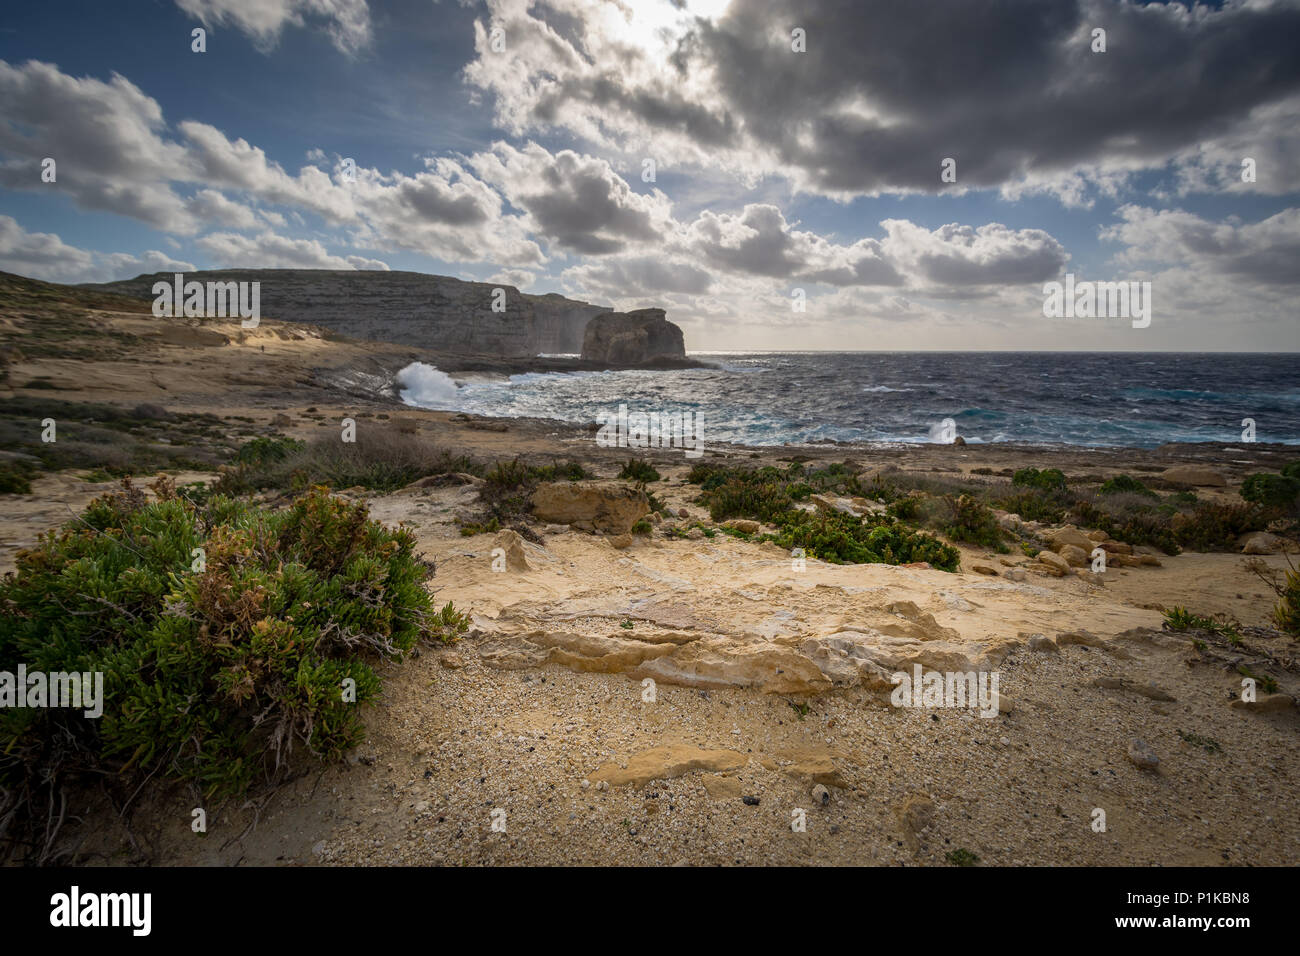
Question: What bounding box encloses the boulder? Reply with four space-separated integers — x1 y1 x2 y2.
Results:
1044 525 1094 552
531 480 649 534
1058 544 1090 567
1037 550 1070 574
1239 531 1284 555
580 308 686 365
1159 465 1227 488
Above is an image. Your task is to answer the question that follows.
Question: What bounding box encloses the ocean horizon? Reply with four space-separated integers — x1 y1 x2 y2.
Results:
398 351 1300 449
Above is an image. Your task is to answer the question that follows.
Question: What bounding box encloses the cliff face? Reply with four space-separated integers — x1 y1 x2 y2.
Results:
580 308 686 365
83 270 609 358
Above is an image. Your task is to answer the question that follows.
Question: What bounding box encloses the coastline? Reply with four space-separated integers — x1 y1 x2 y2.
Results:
1 278 1296 868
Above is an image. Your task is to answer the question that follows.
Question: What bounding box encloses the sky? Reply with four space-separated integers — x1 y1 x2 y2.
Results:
0 0 1297 351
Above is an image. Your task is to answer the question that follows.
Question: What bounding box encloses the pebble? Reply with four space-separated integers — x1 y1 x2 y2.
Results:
1127 738 1160 771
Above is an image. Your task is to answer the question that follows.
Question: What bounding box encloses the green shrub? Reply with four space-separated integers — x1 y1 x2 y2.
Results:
1240 473 1300 511
233 435 304 466
702 478 793 523
993 489 1066 524
0 479 455 861
1163 606 1239 640
686 462 731 489
771 510 960 571
480 458 592 521
618 458 660 483
0 460 36 494
940 494 1006 551
1012 467 1067 492
1071 500 1182 555
1272 566 1300 635
887 494 924 521
1099 474 1156 498
1172 501 1266 551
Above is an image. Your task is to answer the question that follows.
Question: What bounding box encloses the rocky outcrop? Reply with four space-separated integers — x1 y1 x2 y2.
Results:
84 270 610 358
580 308 685 365
1239 531 1284 554
531 480 649 534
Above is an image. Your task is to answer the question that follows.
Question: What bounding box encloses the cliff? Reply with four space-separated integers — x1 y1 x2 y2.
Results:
82 270 610 358
580 308 686 365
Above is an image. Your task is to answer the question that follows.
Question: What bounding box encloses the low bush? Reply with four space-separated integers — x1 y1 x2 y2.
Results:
1274 566 1300 635
0 460 36 494
1162 605 1240 640
770 510 960 570
618 458 660 483
0 479 460 862
218 428 478 496
479 458 593 521
1240 473 1300 512
702 478 793 523
992 489 1066 524
1099 474 1157 498
1012 467 1067 492
1172 501 1266 551
939 494 1007 551
1070 500 1182 554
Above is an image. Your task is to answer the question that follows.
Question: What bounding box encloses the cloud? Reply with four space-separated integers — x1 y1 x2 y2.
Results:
0 60 543 266
174 0 372 55
0 216 194 283
196 230 389 269
463 0 1300 201
1102 204 1300 286
563 254 713 298
470 142 672 254
879 220 1068 288
0 60 193 229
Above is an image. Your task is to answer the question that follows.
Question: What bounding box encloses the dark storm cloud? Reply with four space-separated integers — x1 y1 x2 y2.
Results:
480 0 1300 196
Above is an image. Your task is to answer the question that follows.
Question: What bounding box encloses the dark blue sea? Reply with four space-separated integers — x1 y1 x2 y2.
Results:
396 352 1300 448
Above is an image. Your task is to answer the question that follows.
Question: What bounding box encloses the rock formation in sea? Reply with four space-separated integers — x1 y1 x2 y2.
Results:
82 270 610 358
579 308 686 365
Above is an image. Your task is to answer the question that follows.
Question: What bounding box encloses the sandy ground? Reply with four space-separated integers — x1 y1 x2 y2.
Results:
47 471 1300 868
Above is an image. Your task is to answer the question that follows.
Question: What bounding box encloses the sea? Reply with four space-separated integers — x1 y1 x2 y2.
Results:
395 352 1300 449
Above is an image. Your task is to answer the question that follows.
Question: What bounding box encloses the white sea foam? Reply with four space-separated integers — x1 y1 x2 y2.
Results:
396 362 462 409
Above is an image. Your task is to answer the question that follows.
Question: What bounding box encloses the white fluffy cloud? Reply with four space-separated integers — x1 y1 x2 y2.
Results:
196 230 389 270
1102 205 1300 286
175 0 372 55
0 216 195 283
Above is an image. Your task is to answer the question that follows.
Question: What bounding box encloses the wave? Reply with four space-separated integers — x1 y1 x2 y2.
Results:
396 362 462 410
